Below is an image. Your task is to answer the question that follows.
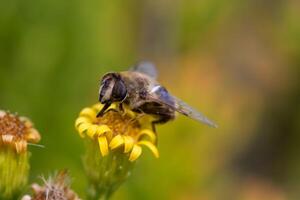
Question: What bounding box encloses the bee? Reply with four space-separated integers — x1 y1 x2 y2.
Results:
97 62 217 129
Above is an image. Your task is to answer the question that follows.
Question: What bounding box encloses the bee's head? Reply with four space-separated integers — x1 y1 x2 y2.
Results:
99 73 127 104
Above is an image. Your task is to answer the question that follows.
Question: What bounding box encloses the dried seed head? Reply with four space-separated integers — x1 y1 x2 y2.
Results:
22 171 81 200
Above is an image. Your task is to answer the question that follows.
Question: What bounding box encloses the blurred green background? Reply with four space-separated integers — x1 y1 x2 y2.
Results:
1 0 300 199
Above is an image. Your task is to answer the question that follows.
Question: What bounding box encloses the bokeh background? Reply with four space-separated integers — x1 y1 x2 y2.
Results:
1 0 300 199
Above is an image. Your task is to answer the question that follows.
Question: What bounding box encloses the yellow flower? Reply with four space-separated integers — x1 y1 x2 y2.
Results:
75 103 160 199
0 110 41 154
0 110 41 199
75 103 159 162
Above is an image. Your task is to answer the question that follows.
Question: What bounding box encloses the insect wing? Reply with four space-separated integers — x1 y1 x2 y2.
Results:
171 96 218 128
149 86 217 127
130 61 158 79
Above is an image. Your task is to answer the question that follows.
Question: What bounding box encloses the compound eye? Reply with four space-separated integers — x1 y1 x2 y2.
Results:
112 80 127 101
99 77 114 103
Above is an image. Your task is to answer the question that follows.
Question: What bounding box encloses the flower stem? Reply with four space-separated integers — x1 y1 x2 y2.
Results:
84 139 134 200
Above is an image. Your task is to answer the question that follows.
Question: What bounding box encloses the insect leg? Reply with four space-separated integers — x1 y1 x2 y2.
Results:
119 103 124 112
103 103 124 115
97 103 111 117
103 108 118 115
151 113 175 133
151 122 157 134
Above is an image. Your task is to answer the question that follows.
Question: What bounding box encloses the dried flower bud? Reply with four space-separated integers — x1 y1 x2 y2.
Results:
0 111 40 153
21 170 81 200
0 111 41 199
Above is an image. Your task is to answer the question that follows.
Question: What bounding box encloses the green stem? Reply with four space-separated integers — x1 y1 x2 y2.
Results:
84 140 135 200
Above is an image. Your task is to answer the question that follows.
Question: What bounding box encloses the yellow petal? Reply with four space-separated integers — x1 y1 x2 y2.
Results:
137 129 156 143
96 125 112 137
123 104 136 118
129 145 142 162
2 134 14 144
87 124 98 138
108 103 117 110
92 103 104 112
20 117 33 128
123 136 134 153
109 135 124 150
138 140 159 158
96 125 113 140
15 140 27 154
0 110 6 117
77 123 90 138
139 115 155 129
80 108 96 119
91 103 116 117
75 117 91 129
98 136 109 156
25 128 41 143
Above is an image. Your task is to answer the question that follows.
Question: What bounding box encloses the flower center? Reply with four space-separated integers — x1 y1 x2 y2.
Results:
95 111 141 138
0 113 25 138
